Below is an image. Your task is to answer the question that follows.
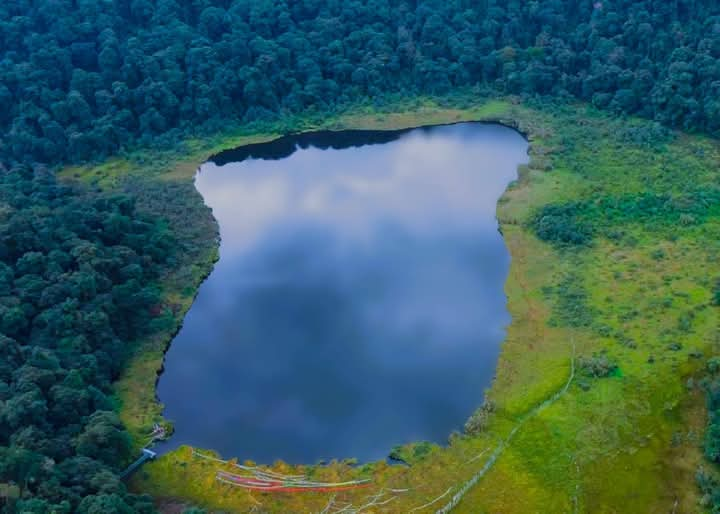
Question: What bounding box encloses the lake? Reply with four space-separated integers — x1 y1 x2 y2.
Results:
157 123 529 463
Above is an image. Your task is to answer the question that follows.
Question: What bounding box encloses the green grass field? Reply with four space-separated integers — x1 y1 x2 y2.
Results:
64 97 719 512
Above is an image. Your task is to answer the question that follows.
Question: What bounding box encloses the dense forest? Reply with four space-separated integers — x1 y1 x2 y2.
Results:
2 0 720 166
2 0 720 512
0 167 171 511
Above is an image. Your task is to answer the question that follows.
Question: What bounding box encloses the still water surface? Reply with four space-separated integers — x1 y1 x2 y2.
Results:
158 123 529 463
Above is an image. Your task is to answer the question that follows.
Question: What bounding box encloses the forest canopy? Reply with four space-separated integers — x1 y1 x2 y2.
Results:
2 0 720 165
0 165 171 512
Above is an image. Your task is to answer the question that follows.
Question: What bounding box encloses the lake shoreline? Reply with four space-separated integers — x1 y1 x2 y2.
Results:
116 98 554 507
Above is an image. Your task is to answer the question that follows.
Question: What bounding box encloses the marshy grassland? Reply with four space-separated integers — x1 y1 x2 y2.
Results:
63 97 719 512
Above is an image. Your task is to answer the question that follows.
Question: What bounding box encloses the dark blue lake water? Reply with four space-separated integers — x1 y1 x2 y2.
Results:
157 123 528 463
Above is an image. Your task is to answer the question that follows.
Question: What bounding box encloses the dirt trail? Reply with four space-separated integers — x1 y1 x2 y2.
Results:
434 341 576 514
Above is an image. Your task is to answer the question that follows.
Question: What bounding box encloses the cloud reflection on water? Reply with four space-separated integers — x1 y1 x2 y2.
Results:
197 128 519 254
158 123 529 463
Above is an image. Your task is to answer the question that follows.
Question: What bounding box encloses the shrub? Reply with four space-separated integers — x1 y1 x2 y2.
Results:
578 355 618 378
532 203 593 246
464 399 496 435
708 358 720 374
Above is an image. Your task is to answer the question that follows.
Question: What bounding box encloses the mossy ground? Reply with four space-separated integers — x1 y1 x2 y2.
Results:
63 97 719 512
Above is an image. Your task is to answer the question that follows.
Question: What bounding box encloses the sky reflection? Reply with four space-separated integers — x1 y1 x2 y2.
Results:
158 123 529 463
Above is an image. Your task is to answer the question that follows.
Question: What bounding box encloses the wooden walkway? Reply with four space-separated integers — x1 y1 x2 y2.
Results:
120 448 157 480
